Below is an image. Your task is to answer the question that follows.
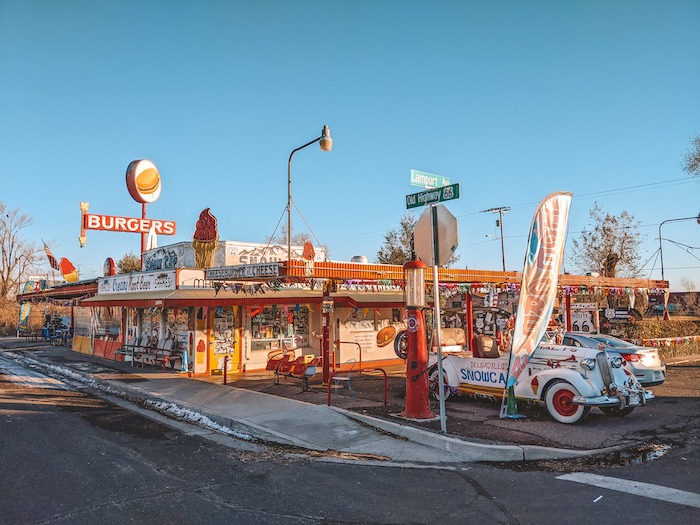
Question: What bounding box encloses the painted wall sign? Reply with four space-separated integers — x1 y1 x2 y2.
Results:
84 213 176 235
98 270 177 294
459 358 509 388
206 263 280 280
570 303 597 310
143 241 326 272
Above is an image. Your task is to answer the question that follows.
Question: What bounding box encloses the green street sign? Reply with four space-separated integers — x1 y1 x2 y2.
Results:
410 169 451 189
406 183 460 209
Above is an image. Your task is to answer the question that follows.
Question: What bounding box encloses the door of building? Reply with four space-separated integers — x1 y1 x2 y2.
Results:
210 306 241 374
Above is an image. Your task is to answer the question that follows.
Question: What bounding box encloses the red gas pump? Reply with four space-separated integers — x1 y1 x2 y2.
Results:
401 260 435 420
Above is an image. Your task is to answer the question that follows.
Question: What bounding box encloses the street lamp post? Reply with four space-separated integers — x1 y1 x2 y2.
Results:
287 125 333 261
658 213 700 281
658 213 700 320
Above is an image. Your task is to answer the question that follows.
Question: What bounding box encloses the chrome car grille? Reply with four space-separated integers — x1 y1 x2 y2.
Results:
596 351 614 389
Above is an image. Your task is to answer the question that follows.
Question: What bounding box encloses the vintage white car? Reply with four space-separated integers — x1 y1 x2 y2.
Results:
427 337 654 424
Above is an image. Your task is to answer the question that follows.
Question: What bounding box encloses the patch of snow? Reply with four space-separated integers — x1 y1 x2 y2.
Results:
5 352 254 442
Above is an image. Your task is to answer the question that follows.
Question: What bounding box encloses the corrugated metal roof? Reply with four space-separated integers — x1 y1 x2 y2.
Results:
81 291 177 306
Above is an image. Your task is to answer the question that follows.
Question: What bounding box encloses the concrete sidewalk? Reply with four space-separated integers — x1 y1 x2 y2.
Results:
0 337 645 464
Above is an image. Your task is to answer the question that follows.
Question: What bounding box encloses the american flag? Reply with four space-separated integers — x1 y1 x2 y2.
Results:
43 241 60 271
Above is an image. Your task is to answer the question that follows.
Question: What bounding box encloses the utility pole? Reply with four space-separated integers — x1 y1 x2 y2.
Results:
481 206 510 271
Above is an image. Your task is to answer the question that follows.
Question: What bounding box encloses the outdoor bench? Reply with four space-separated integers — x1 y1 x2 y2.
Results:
266 351 319 392
114 344 135 362
19 329 40 342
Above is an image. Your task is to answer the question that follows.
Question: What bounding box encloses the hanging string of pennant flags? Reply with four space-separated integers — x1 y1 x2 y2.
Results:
211 277 667 299
642 335 700 347
22 292 95 306
561 285 667 296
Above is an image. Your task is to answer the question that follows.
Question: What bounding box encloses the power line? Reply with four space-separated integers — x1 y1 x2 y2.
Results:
457 176 697 219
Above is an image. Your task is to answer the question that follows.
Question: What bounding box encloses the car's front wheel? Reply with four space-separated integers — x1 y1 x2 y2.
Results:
544 380 590 424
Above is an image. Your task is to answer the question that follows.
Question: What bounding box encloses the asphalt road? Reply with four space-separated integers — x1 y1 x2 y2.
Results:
1 355 699 524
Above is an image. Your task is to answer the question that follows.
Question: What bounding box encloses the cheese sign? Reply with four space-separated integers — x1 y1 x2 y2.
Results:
84 213 176 235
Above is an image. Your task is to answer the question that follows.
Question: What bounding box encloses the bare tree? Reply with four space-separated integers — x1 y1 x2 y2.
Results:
680 276 697 291
268 224 331 260
683 136 700 176
0 202 39 298
679 276 698 314
570 202 643 278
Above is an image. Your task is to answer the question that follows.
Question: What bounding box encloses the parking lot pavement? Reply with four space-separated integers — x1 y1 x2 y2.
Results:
214 355 700 453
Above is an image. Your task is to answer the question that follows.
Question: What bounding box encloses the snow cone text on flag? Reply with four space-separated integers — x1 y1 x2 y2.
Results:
507 192 573 388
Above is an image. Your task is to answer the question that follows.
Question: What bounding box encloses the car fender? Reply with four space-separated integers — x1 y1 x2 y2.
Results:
436 355 464 387
517 368 599 400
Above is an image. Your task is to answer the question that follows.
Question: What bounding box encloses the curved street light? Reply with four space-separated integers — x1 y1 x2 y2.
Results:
658 213 700 281
658 213 700 320
287 125 333 261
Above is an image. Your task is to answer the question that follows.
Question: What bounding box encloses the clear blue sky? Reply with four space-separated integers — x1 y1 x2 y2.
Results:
1 1 699 291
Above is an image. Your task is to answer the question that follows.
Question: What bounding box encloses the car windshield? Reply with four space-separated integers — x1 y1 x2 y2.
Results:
590 335 636 349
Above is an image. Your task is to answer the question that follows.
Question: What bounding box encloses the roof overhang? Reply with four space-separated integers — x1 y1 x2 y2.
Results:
16 279 98 303
82 287 329 308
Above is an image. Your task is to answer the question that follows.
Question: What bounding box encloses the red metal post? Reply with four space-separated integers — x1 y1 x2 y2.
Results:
465 292 474 354
565 291 572 331
140 203 147 269
322 311 330 383
401 308 435 419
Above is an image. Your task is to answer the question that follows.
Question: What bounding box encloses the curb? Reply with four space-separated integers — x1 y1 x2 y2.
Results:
332 407 632 462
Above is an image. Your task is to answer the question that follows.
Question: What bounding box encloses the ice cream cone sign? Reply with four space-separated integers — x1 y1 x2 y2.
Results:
193 208 219 268
302 242 315 260
60 257 79 282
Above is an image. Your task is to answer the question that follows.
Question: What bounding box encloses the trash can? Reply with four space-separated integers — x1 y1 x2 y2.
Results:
42 328 50 340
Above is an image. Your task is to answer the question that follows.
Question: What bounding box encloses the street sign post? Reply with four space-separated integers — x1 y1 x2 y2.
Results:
410 169 451 189
406 181 461 434
414 205 459 266
406 183 460 209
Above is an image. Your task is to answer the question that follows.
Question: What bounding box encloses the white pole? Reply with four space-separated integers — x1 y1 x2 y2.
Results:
431 204 447 433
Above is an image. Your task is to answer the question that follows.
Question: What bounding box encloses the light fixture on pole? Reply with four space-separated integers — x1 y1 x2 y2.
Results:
287 125 333 261
480 206 510 271
658 213 700 320
658 213 700 281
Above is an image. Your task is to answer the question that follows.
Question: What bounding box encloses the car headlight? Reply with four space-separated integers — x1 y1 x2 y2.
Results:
580 358 596 371
610 356 624 368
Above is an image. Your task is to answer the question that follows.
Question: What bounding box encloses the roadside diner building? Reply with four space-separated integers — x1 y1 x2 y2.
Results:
16 239 669 378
